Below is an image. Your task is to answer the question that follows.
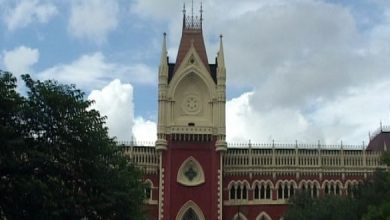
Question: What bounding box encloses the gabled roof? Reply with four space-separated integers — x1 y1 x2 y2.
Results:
172 5 210 76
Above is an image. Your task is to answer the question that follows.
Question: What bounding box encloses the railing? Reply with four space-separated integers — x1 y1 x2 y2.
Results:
227 141 366 149
121 145 159 174
116 140 386 175
117 140 155 147
223 147 384 175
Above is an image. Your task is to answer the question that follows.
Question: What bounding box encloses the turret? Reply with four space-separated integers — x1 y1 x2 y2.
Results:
215 35 227 151
156 33 169 150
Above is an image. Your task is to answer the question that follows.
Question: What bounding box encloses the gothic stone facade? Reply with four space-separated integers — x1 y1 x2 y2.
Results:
124 10 388 220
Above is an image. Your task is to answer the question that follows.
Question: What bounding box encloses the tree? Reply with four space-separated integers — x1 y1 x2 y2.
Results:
360 151 390 220
283 191 358 220
0 72 147 219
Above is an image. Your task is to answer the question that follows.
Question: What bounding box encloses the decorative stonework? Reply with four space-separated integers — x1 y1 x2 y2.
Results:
182 94 201 115
177 157 205 186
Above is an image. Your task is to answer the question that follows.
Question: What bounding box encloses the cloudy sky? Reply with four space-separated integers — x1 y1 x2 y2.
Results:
1 0 390 145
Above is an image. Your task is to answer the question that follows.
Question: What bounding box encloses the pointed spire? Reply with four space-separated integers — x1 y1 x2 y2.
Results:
159 32 168 74
217 34 225 66
182 3 186 29
200 1 203 25
160 32 167 62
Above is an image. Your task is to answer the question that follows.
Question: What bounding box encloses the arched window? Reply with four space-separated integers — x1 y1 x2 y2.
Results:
144 180 152 200
278 184 283 199
176 201 205 220
302 184 306 192
230 186 236 200
324 183 329 194
313 185 318 198
284 184 289 199
242 185 247 199
266 184 271 199
237 186 242 199
254 185 260 199
260 184 265 199
182 208 199 220
254 182 273 200
289 184 294 197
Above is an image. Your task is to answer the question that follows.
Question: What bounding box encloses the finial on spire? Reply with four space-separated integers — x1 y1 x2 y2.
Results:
183 3 186 14
200 1 203 22
217 34 224 64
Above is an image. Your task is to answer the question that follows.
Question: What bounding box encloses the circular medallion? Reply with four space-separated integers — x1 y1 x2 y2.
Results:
182 95 201 114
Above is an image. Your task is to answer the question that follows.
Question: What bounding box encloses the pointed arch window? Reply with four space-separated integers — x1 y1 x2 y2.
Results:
176 200 205 220
278 185 283 199
230 186 236 200
144 180 153 200
254 185 260 199
177 157 205 186
260 184 265 199
242 185 247 199
266 184 271 199
182 208 199 220
313 185 318 198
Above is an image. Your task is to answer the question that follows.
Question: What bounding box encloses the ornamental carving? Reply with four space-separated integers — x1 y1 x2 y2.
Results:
182 94 201 115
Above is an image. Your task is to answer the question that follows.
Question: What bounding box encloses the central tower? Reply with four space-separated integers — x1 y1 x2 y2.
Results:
155 3 227 220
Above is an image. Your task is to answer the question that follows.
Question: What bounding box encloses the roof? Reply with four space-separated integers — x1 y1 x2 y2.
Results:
170 11 212 79
367 128 390 151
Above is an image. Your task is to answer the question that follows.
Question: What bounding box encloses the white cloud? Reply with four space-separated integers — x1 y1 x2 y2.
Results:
3 0 57 31
88 79 157 142
88 79 134 141
38 52 155 90
68 0 119 43
3 46 39 76
226 92 315 144
132 117 157 142
133 0 390 144
227 80 390 145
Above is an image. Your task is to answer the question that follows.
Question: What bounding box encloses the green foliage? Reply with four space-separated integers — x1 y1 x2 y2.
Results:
360 152 390 220
0 72 146 219
285 152 390 220
284 192 358 220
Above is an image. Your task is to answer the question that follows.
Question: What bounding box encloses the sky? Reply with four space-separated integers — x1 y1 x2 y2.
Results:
1 0 390 145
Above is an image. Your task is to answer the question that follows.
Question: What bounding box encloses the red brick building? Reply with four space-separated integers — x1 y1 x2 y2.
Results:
124 7 388 220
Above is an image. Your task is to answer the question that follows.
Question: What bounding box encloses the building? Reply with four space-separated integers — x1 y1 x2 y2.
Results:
123 6 389 220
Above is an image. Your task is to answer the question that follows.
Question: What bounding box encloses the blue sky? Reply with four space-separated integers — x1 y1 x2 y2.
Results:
1 0 390 145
